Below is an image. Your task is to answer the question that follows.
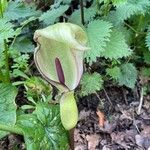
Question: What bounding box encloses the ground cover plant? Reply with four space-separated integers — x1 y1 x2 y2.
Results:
0 0 150 149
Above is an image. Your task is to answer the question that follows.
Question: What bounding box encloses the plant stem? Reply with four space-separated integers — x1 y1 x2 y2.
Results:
0 124 23 135
0 70 4 82
79 0 84 25
0 0 4 18
4 39 10 83
69 128 74 150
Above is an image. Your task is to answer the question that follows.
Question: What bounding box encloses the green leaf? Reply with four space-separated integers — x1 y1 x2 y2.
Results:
106 66 121 80
4 1 40 20
0 18 15 44
16 103 69 150
85 20 112 63
118 63 137 88
112 0 127 5
69 6 97 26
143 50 150 64
80 72 103 96
62 0 72 4
101 30 132 59
141 67 150 77
0 84 17 138
13 36 34 53
106 0 150 26
39 5 69 25
146 26 150 51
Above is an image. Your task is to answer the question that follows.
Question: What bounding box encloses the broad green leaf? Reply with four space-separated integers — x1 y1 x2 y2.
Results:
101 30 132 59
118 63 137 88
106 66 121 80
13 36 34 53
0 18 15 45
34 23 88 92
80 72 103 96
85 20 112 63
16 103 69 150
39 5 69 25
143 50 150 64
0 84 17 138
69 6 97 26
106 0 150 26
141 67 150 77
4 1 41 20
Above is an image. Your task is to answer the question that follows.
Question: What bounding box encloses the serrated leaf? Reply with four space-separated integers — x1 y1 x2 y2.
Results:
0 18 15 44
85 20 112 63
69 6 97 26
62 0 72 4
146 26 150 51
101 30 132 59
80 72 103 96
16 103 69 150
106 66 121 80
0 84 17 138
4 1 41 20
143 50 150 64
118 63 137 88
39 5 69 25
141 67 150 77
13 36 34 53
106 0 150 26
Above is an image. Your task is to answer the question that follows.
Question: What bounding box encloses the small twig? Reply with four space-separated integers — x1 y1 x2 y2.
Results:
95 92 101 101
124 22 147 35
79 0 84 25
137 87 144 115
103 88 112 106
122 88 128 105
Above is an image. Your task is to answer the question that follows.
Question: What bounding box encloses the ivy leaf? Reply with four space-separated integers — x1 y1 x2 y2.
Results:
80 72 103 96
4 1 41 20
69 6 97 26
85 20 112 63
146 26 150 51
0 18 15 45
16 103 69 150
39 5 69 25
118 63 137 88
0 84 17 138
101 30 132 59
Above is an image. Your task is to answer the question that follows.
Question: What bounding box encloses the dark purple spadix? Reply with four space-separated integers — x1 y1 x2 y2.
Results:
55 57 65 85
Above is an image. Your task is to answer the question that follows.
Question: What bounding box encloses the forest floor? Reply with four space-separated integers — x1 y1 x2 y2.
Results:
75 82 150 150
1 81 150 150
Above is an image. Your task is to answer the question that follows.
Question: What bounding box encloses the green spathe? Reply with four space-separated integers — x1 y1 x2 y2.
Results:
34 23 88 92
34 23 88 130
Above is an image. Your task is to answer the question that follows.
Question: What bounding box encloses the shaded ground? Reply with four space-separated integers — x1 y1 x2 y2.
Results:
0 82 150 150
75 85 150 150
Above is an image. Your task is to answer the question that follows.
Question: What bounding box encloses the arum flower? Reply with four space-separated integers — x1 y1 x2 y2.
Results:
34 23 88 130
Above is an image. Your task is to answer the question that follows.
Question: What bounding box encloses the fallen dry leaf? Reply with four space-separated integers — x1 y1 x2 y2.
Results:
96 110 105 127
86 134 100 150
